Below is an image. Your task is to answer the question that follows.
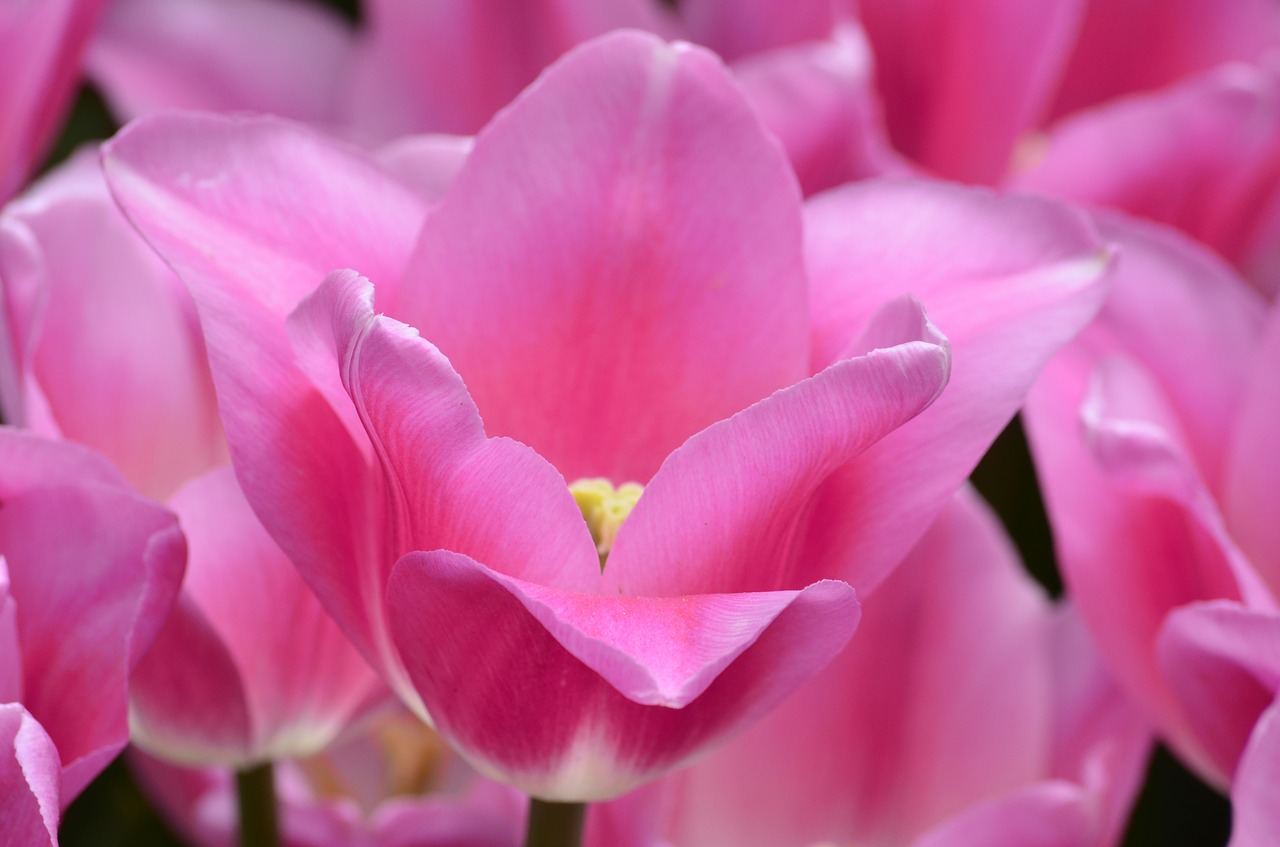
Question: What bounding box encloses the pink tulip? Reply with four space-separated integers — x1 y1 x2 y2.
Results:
0 147 226 501
664 488 1150 847
1024 211 1280 833
0 0 106 201
103 32 1111 800
0 428 186 839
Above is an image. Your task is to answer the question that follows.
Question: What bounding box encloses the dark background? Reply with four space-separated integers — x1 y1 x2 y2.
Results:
42 0 1231 842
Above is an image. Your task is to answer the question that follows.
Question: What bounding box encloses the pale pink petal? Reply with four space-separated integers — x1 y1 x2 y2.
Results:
1157 602 1280 782
386 549 858 801
0 148 226 500
87 0 352 126
911 783 1095 847
0 430 185 801
677 0 837 61
132 468 383 766
1048 0 1280 120
1019 63 1280 296
668 489 1054 847
1230 698 1280 847
603 296 948 598
341 0 667 139
732 24 908 195
858 0 1083 183
375 134 473 205
0 0 106 200
0 704 60 847
102 113 427 667
395 31 810 484
800 180 1109 594
1225 302 1280 594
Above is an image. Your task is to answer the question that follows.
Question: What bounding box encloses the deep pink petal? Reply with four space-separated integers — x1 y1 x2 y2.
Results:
0 704 60 847
677 0 837 61
858 0 1083 183
1157 603 1280 782
1230 699 1280 847
0 560 20 703
102 113 427 667
0 0 106 200
731 24 909 195
800 180 1109 594
1019 63 1280 297
386 549 858 801
0 148 226 500
668 489 1055 846
1048 0 1280 120
395 31 810 484
0 429 185 801
341 0 666 139
87 0 352 126
1225 303 1280 595
603 296 948 598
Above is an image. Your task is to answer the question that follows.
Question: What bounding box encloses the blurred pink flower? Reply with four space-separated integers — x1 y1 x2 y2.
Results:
1024 211 1280 839
0 428 185 843
103 31 1111 800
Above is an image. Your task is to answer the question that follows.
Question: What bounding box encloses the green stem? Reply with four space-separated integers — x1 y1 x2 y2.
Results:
236 762 280 847
523 798 587 847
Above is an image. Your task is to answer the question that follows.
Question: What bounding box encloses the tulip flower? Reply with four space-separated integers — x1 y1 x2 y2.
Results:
0 428 185 842
0 0 107 201
1023 211 1280 838
664 488 1150 847
103 31 1110 804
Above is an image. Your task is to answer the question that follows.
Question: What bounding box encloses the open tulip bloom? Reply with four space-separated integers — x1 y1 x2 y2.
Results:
103 30 1112 809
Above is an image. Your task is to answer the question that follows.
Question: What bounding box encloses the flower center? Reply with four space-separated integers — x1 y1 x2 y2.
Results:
569 478 644 569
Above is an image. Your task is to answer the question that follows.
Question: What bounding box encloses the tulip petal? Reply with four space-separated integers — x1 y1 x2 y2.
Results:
341 0 666 139
0 704 59 847
88 0 352 125
800 180 1109 594
0 149 226 499
677 0 836 61
1225 302 1280 593
386 548 858 800
1230 699 1280 847
858 0 1082 183
912 782 1095 847
1157 602 1280 782
1019 63 1280 297
0 559 21 704
375 134 473 204
731 24 908 195
668 489 1055 847
604 295 948 598
395 31 811 484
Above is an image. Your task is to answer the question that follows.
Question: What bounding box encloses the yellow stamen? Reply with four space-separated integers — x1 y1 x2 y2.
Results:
569 478 644 569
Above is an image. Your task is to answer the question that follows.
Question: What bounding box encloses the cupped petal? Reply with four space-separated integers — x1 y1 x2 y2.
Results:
1018 63 1280 296
1230 698 1280 847
911 782 1095 847
800 180 1109 594
732 23 908 195
603 295 948 598
386 549 858 801
1048 0 1280 120
132 468 383 767
102 112 427 669
395 30 810 485
0 430 186 801
857 0 1084 183
87 0 352 126
1225 302 1280 594
0 704 60 847
1157 602 1280 782
676 0 837 62
0 0 106 200
341 0 667 139
667 488 1055 847
0 147 226 500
